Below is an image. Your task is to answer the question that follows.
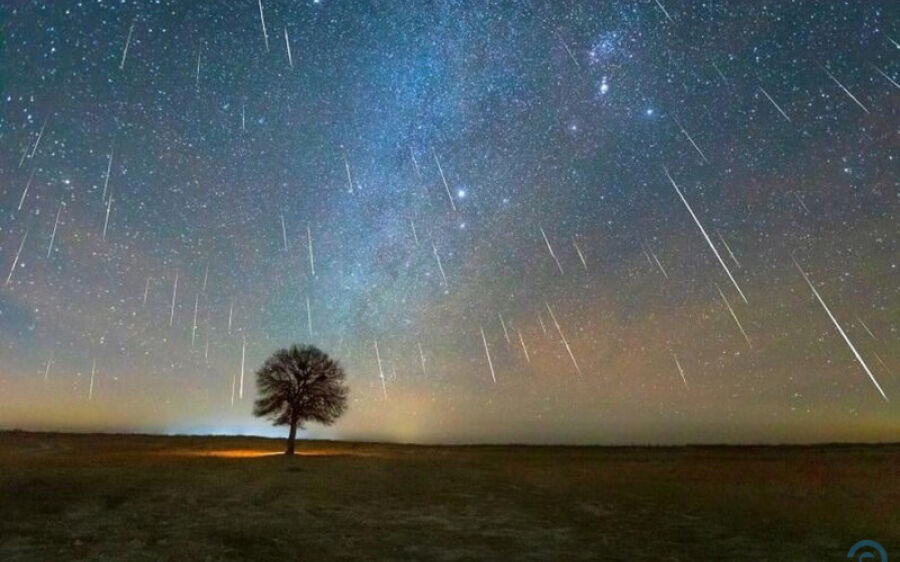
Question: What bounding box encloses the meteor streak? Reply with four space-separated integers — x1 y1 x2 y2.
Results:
821 64 869 113
169 271 178 327
792 255 888 402
573 237 588 271
417 342 427 377
89 359 96 400
545 303 582 375
102 149 113 202
716 230 741 268
18 170 35 212
758 86 791 122
307 224 315 276
673 353 688 389
47 203 62 258
432 243 448 287
499 313 511 344
480 326 497 383
715 283 752 349
540 226 564 274
856 317 877 341
284 27 293 68
6 229 28 286
432 148 456 211
673 116 709 164
258 0 269 52
374 340 387 399
518 330 531 363
664 166 748 303
120 22 134 70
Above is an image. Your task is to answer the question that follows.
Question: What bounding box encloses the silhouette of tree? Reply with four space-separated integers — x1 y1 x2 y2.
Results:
253 345 349 455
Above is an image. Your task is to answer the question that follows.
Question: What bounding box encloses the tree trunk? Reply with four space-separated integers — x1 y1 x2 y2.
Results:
285 419 297 455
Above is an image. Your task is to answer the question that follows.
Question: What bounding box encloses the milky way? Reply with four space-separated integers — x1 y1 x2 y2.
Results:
1 1 897 444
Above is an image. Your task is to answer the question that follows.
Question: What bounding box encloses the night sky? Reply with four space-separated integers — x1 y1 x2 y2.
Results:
1 1 898 444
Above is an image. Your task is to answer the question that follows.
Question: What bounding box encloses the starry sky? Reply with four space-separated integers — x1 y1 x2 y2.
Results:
0 1 898 444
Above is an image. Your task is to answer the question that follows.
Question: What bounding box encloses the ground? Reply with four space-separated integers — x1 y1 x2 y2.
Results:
0 432 897 561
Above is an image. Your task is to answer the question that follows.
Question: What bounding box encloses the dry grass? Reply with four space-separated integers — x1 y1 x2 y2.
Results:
0 431 897 561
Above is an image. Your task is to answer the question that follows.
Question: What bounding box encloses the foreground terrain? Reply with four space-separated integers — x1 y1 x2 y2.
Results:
0 432 897 561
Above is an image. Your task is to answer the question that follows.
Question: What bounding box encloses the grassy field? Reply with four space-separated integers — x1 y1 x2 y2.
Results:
0 432 897 561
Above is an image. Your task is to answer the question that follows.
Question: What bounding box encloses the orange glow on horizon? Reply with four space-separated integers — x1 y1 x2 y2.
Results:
160 448 377 458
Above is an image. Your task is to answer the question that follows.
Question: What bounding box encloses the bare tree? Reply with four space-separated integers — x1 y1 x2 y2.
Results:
253 345 349 455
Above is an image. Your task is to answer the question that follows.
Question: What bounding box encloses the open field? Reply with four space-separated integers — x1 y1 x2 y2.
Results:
0 432 897 561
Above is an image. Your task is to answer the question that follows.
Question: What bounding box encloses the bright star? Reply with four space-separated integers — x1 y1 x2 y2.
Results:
599 77 609 95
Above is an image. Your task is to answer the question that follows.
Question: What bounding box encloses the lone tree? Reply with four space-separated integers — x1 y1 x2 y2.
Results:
253 344 349 455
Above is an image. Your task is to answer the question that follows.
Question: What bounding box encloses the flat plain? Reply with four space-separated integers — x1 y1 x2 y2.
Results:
0 431 897 561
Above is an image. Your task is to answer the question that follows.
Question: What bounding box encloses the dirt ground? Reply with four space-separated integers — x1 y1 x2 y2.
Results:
0 431 897 561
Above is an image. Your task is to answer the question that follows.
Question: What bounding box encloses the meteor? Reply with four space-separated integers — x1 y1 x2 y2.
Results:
545 303 582 375
498 313 511 344
645 240 669 280
792 254 887 402
191 294 200 348
664 166 748 303
654 0 674 23
409 147 422 179
43 354 54 382
480 326 497 383
793 192 811 214
821 64 869 114
374 340 387 399
307 223 316 276
715 283 752 349
716 230 741 268
47 203 62 258
432 148 457 211
6 229 28 286
102 195 113 241
341 147 353 193
856 317 877 341
573 237 588 271
284 27 293 68
18 169 35 212
29 114 49 159
417 342 427 377
102 149 113 203
169 271 178 327
518 330 531 363
142 277 151 306
673 353 688 389
673 116 709 164
556 31 580 68
120 22 134 70
195 50 201 90
432 242 448 287
758 86 791 122
540 226 564 275
258 0 269 52
872 65 900 91
409 218 419 245
89 359 96 401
